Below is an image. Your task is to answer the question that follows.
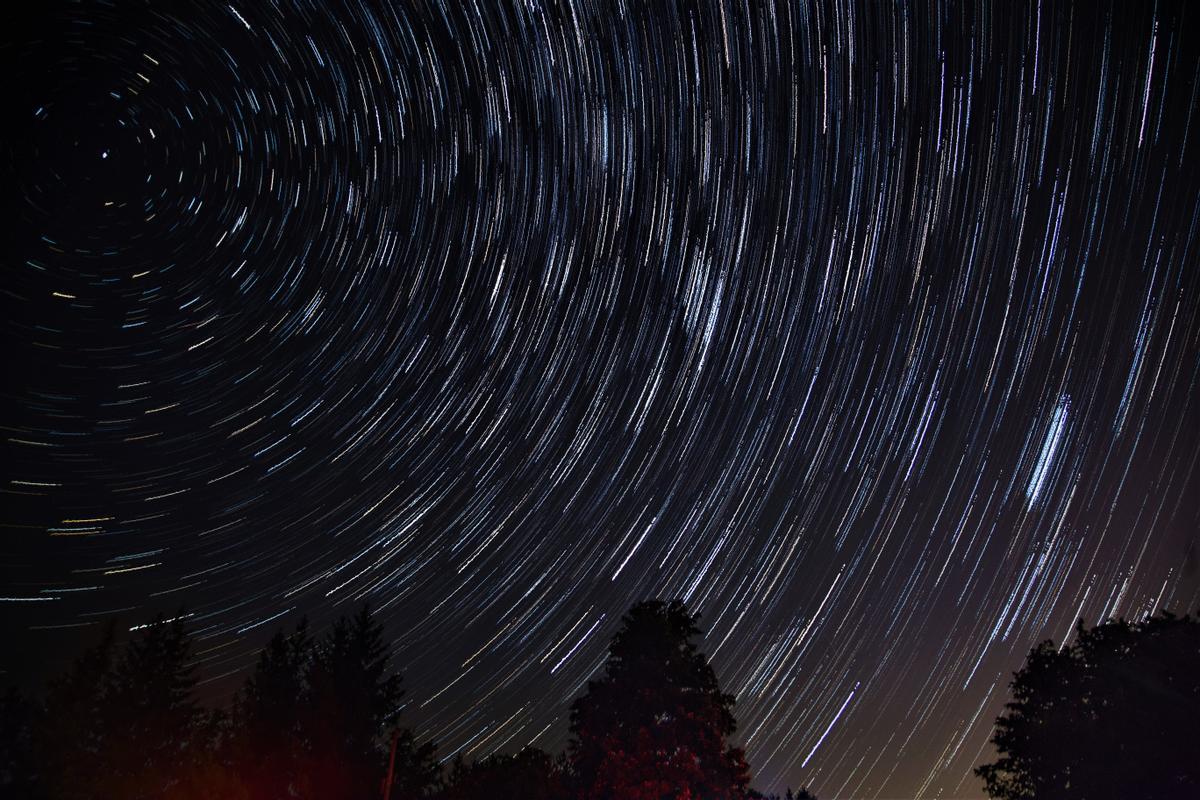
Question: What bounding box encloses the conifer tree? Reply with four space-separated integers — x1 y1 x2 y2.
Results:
229 620 311 798
569 600 751 800
298 604 438 799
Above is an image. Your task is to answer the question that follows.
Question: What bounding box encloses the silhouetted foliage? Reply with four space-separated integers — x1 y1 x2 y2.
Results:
438 747 565 800
227 619 312 798
976 611 1200 800
25 616 219 800
569 599 752 800
299 604 432 798
11 599 811 800
101 615 217 797
5 605 444 800
219 607 440 799
381 726 441 800
31 624 117 799
750 788 817 800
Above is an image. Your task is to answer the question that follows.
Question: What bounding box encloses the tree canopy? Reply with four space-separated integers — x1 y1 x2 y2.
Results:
976 611 1200 800
569 599 752 800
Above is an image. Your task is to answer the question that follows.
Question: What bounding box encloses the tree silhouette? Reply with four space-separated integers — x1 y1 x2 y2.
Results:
976 611 1200 799
8 605 443 799
228 619 312 799
297 604 438 799
382 725 441 800
438 747 565 800
569 599 752 800
95 615 217 799
750 788 817 800
30 624 116 799
25 616 218 800
8 600 815 799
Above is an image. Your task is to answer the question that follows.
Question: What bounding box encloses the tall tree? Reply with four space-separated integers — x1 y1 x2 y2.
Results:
34 624 117 799
976 611 1200 799
299 604 436 799
30 616 216 800
97 614 216 799
569 600 751 800
228 620 312 799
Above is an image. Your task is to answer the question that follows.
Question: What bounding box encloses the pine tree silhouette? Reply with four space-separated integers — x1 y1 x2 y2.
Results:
569 600 752 800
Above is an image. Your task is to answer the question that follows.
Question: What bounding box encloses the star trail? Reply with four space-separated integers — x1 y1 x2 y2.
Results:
3 1 1200 797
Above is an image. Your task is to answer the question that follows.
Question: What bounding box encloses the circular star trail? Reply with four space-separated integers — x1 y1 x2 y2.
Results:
4 2 1200 796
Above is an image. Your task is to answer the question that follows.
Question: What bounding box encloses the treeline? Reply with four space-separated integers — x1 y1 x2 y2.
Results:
3 600 1197 799
0 600 816 800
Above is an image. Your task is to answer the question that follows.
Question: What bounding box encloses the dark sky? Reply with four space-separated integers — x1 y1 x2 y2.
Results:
3 1 1199 797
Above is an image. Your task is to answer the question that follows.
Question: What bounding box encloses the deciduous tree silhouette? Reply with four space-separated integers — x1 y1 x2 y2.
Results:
569 600 752 800
976 611 1200 800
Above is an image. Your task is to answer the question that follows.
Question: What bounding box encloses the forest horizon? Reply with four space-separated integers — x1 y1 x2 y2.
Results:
4 599 1198 798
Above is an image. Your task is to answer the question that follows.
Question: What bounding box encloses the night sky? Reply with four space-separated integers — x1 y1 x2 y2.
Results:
4 1 1200 797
